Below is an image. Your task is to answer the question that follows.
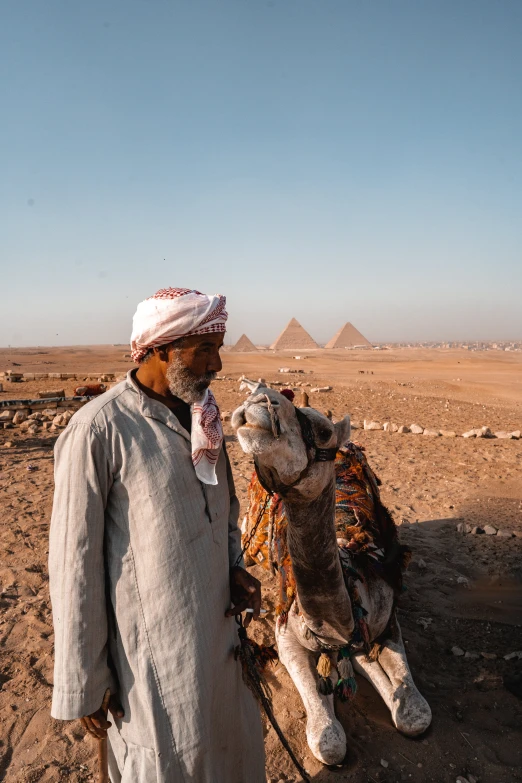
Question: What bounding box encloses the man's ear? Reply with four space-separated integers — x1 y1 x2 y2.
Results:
334 416 351 448
155 345 171 363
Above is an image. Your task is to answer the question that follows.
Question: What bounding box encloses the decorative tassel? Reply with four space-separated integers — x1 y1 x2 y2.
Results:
278 610 288 627
337 655 354 681
335 649 357 701
317 653 334 696
336 677 357 701
360 619 370 646
235 625 273 706
248 639 279 672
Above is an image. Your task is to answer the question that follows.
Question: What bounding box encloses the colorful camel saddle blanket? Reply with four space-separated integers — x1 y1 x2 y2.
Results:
243 442 411 619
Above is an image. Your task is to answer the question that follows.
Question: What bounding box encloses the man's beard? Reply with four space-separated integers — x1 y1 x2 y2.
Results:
166 352 216 404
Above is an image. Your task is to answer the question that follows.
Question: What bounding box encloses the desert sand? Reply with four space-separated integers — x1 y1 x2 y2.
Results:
0 345 521 783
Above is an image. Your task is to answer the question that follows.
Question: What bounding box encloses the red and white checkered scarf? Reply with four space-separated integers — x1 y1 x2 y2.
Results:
131 287 227 485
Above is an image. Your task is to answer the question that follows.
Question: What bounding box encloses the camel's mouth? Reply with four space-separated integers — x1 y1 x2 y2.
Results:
231 399 276 436
238 422 269 433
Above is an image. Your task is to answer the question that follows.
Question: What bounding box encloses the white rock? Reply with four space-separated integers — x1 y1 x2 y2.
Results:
510 430 521 439
383 421 392 432
20 420 40 432
451 646 465 656
483 525 497 535
311 386 332 392
495 431 513 439
456 576 470 587
391 423 399 432
29 412 45 421
53 414 66 427
464 651 480 660
496 529 513 538
278 368 291 373
440 430 457 438
410 424 423 434
380 759 389 768
364 420 383 431
417 558 427 569
423 428 440 436
13 410 29 425
504 651 522 660
37 389 65 399
397 425 410 434
0 410 14 421
463 429 477 438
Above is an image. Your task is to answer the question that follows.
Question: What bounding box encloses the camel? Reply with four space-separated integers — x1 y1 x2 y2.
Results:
231 383 432 766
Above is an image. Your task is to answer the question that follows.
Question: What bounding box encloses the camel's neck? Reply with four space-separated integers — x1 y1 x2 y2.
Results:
284 478 354 646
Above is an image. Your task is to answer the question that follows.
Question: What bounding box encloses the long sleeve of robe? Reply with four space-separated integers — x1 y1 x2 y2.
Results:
49 372 265 783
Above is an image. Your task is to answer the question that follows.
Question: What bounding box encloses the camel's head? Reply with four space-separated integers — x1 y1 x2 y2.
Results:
232 385 350 500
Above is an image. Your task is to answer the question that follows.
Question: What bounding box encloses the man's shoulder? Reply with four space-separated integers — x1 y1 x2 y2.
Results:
70 380 137 430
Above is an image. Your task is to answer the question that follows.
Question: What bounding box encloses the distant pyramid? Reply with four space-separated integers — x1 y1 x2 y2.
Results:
270 318 319 350
325 322 372 349
231 334 258 352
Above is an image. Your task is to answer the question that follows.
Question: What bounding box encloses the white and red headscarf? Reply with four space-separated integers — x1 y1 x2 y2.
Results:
130 287 228 363
130 287 228 485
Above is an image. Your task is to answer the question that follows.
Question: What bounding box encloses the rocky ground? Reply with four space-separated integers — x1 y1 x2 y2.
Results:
0 346 521 783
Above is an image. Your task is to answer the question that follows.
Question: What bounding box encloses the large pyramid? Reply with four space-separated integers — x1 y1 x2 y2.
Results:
231 334 258 352
325 322 372 349
270 318 319 350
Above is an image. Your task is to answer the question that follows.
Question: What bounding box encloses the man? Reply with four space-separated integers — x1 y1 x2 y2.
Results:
49 288 266 782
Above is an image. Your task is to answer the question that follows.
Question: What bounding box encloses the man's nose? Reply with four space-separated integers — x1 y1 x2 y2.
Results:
208 352 222 373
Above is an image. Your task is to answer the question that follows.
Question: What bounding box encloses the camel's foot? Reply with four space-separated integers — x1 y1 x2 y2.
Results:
390 683 432 736
306 714 346 766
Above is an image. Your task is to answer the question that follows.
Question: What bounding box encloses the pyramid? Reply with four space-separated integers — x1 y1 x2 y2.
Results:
325 322 372 349
231 334 259 353
270 318 319 350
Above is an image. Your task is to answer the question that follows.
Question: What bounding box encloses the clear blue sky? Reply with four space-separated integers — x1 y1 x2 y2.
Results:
1 0 521 346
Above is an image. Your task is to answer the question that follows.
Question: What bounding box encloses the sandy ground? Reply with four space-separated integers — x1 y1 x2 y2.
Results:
0 346 521 783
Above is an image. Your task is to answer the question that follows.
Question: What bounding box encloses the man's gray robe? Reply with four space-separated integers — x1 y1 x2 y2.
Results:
49 372 265 782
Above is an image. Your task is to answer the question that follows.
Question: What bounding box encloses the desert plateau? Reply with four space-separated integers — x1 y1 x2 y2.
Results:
0 345 521 783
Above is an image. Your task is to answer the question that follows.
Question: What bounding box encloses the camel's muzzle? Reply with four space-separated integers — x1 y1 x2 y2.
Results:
232 394 282 439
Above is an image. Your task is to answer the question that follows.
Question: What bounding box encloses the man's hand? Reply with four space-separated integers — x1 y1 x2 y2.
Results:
226 566 261 627
81 694 124 740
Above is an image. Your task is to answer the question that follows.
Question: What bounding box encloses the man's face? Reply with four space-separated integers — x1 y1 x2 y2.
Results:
165 333 224 403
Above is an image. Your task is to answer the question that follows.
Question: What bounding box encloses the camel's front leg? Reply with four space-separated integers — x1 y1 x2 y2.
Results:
276 616 346 766
353 613 432 736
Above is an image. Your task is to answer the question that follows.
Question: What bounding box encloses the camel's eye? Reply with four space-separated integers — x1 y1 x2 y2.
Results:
317 427 332 442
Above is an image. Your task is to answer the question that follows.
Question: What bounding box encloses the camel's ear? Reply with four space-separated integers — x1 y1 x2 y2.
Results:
334 416 351 448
